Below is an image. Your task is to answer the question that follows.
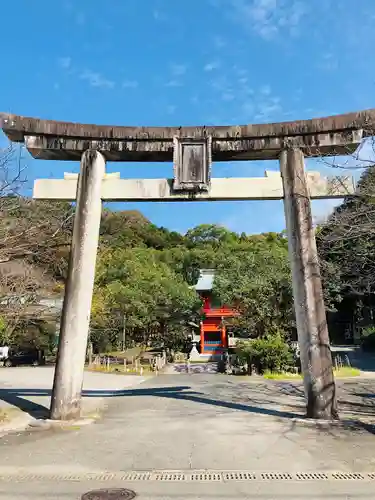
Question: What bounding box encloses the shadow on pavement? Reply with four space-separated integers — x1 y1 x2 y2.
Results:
0 389 49 419
1 384 375 435
0 385 301 420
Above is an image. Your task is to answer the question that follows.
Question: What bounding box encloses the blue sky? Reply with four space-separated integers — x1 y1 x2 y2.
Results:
1 0 375 234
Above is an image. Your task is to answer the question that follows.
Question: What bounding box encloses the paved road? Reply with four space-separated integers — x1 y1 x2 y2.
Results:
0 367 147 431
1 373 375 498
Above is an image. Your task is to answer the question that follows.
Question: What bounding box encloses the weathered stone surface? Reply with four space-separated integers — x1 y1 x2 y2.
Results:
50 150 105 421
1 109 374 139
0 109 372 161
280 148 337 419
33 171 355 201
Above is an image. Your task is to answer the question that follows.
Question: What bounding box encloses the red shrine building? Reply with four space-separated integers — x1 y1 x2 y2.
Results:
194 269 238 358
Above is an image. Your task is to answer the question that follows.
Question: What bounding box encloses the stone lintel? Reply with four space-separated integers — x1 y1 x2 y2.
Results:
2 109 374 141
23 130 363 162
33 173 355 202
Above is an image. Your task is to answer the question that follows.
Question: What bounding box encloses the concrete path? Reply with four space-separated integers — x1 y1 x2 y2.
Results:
1 373 375 498
0 366 146 433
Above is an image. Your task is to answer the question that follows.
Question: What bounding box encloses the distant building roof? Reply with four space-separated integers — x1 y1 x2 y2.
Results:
194 269 215 292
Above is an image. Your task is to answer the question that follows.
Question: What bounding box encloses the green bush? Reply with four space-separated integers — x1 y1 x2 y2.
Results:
236 334 293 374
361 326 375 351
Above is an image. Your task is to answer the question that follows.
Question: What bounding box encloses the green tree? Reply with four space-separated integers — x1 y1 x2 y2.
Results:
318 166 375 300
185 224 239 247
91 247 201 352
213 242 293 338
317 166 375 340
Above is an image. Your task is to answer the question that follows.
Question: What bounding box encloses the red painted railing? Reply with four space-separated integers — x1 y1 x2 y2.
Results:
202 305 237 317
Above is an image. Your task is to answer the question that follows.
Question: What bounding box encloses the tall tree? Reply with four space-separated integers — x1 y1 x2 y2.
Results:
0 143 73 344
317 165 375 340
213 239 293 338
91 247 201 352
318 166 375 302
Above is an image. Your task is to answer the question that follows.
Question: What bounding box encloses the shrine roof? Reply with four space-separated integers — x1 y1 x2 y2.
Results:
194 270 215 292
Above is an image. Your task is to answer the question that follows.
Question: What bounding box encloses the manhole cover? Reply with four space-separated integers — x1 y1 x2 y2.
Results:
82 488 136 500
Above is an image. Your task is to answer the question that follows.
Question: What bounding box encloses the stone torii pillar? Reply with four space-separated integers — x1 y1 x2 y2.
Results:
50 150 105 421
280 148 338 420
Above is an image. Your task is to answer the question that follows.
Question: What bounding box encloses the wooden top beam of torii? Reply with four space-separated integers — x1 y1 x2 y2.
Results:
1 109 374 162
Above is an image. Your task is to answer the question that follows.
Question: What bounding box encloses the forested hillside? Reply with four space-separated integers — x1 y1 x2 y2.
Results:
2 163 375 352
0 194 291 352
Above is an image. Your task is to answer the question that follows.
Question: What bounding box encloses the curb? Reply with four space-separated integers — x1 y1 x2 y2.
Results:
0 413 34 437
291 416 372 429
29 417 97 430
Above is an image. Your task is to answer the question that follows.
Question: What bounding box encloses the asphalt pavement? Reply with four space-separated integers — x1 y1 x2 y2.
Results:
1 372 375 498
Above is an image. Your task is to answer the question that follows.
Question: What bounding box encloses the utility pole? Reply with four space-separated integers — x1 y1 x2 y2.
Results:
50 150 105 421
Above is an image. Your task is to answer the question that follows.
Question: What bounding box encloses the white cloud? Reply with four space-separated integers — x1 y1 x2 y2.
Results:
318 53 339 72
212 36 226 48
204 61 221 72
221 92 235 101
80 70 115 89
170 64 187 76
224 0 308 40
208 75 283 123
57 57 71 69
122 80 138 89
209 75 231 93
165 80 182 87
260 84 271 95
241 86 282 122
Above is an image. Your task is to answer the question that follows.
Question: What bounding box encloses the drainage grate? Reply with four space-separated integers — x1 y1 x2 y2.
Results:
295 473 328 480
190 473 222 482
332 473 365 480
261 473 293 480
0 470 374 482
153 473 186 481
223 472 256 481
121 473 151 482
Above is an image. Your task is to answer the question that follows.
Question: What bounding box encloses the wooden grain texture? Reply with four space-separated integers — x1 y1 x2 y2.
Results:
1 109 374 140
22 129 363 162
1 110 370 161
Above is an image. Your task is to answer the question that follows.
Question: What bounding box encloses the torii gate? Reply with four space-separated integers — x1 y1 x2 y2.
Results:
1 109 373 421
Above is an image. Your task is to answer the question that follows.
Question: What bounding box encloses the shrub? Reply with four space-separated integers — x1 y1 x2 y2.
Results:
236 334 293 374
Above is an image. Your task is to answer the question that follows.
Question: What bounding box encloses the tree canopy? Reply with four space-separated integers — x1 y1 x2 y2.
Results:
317 165 375 340
0 186 295 352
7 160 375 352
